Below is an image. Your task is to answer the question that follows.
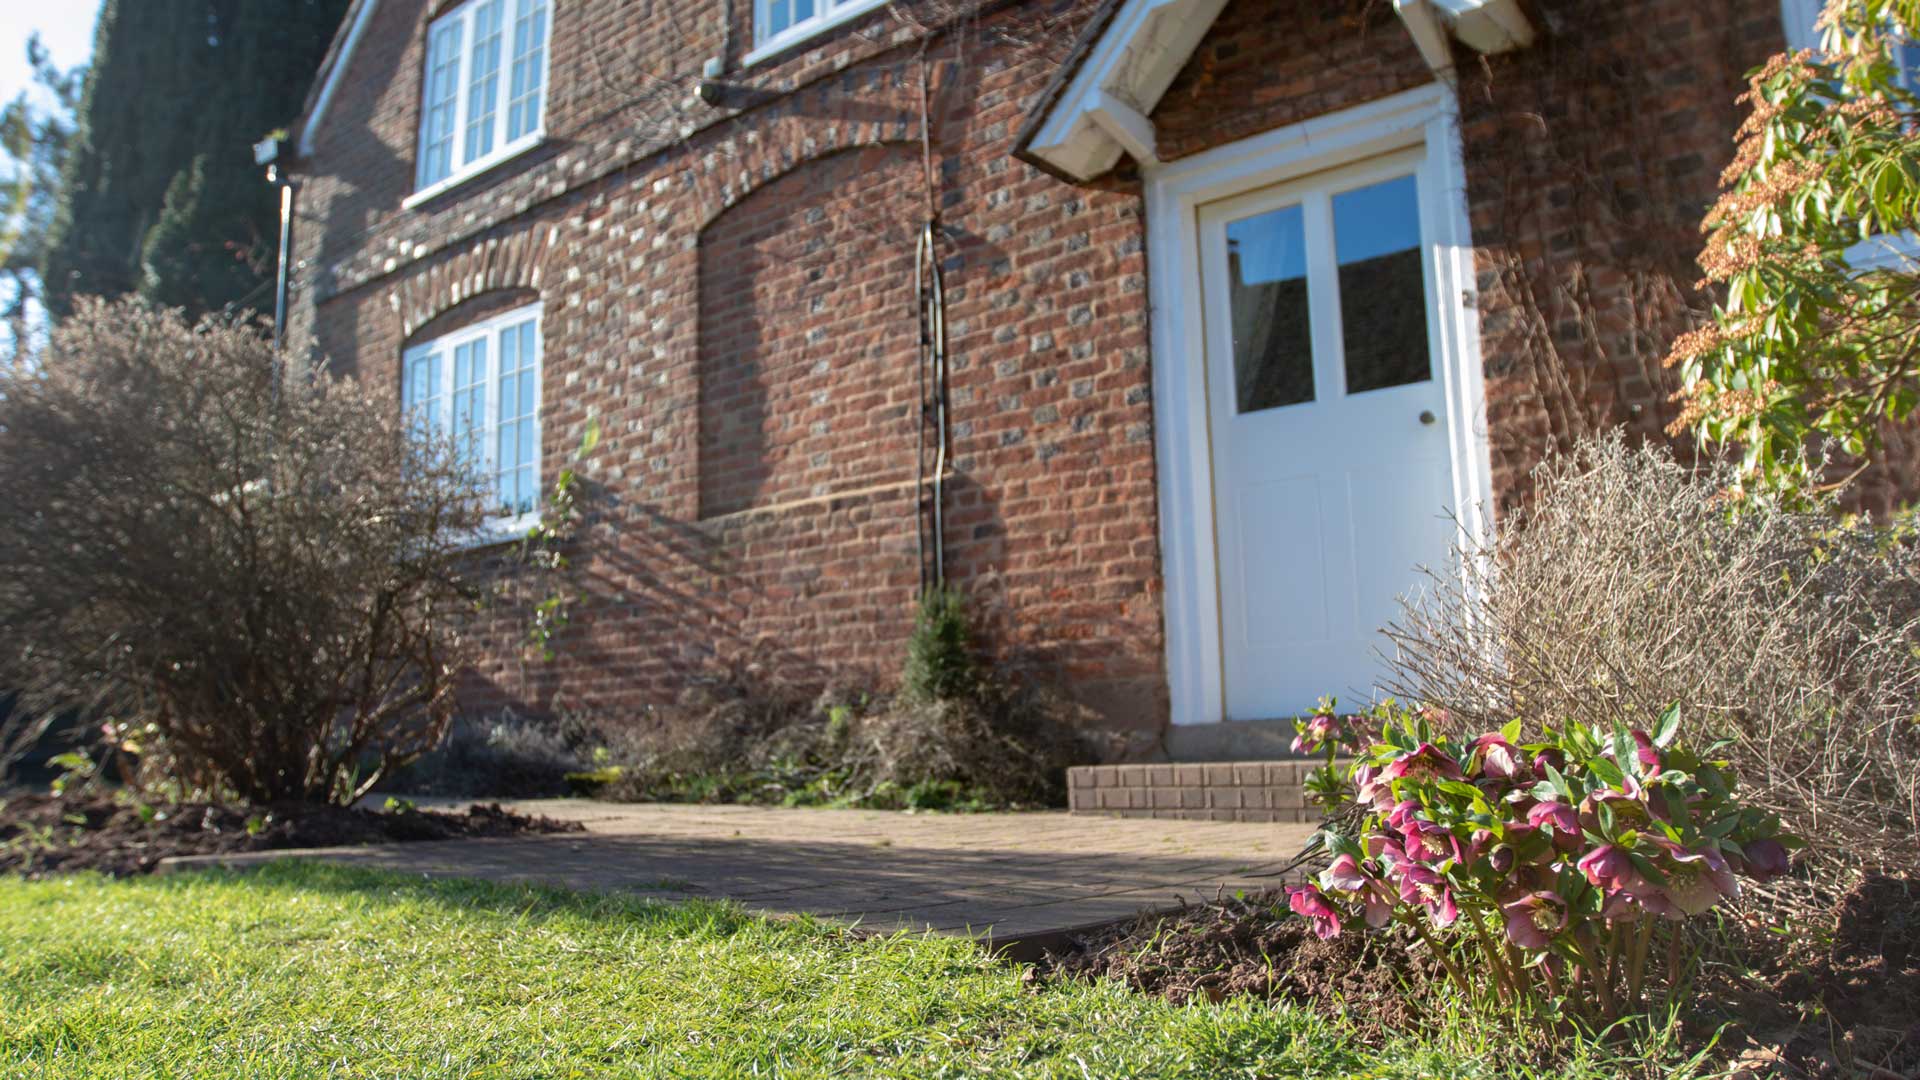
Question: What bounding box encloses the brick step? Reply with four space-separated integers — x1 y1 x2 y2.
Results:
1066 761 1336 823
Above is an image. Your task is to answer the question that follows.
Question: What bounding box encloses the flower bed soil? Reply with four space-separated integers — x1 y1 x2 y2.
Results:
1042 877 1920 1078
0 793 584 879
1036 890 1446 1032
1714 874 1920 1079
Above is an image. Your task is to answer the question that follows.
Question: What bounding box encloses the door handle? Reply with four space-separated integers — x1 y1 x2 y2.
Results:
1418 410 1437 426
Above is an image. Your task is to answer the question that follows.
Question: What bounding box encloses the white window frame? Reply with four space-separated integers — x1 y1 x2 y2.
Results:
407 0 551 208
1782 0 1920 271
402 301 545 541
744 0 889 66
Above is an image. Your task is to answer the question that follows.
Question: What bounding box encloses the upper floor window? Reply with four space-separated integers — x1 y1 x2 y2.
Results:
415 0 550 197
748 0 888 64
403 301 544 526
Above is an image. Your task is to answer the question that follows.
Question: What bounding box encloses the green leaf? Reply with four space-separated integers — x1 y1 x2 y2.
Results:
1588 757 1626 790
576 415 602 461
1500 718 1522 744
1653 703 1681 747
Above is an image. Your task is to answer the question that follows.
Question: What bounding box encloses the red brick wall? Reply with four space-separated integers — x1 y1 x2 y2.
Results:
294 0 1167 739
1456 0 1784 515
1155 0 1430 162
292 0 1790 745
696 144 924 519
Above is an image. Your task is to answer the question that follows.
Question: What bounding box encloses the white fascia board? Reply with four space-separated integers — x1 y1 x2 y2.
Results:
1396 0 1534 76
1024 0 1231 181
298 0 382 158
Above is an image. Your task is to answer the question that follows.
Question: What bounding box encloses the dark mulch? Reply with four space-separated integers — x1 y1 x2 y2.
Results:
1713 873 1920 1079
1035 889 1446 1032
0 793 585 879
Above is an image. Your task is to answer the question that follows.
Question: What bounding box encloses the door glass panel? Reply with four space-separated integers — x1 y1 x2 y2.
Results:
1333 174 1431 395
1225 204 1314 414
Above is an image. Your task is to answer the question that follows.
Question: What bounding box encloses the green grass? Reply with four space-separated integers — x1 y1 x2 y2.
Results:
0 863 1708 1079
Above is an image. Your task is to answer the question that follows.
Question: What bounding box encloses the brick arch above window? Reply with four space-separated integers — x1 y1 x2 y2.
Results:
404 286 541 349
687 129 926 234
389 224 558 340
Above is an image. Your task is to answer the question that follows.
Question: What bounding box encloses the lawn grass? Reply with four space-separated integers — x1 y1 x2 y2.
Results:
0 862 1707 1079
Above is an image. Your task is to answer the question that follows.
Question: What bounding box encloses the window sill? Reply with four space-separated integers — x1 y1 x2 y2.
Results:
455 511 543 551
1848 231 1920 271
742 0 891 68
403 134 549 211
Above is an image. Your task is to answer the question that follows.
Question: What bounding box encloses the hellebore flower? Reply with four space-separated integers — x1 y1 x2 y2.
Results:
1530 747 1566 780
1364 832 1408 867
1386 799 1425 831
1737 838 1791 883
1629 729 1662 771
1470 733 1525 781
1500 890 1569 950
1397 864 1460 927
1321 855 1396 928
1291 712 1343 754
1401 819 1458 864
1288 884 1344 939
1354 764 1395 812
1639 842 1740 917
1321 853 1370 892
1527 799 1579 837
1576 844 1642 893
1381 743 1465 783
1581 788 1651 833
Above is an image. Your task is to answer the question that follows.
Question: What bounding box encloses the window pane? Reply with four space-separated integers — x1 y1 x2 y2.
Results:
418 20 464 187
1333 175 1430 395
453 339 488 476
494 318 538 516
770 0 792 35
507 0 548 140
1224 204 1314 413
403 352 443 437
464 0 506 163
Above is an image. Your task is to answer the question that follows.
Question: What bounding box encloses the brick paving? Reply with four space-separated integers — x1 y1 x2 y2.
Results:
160 800 1319 952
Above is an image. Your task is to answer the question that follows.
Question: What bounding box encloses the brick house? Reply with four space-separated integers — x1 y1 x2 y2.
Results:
286 0 1834 762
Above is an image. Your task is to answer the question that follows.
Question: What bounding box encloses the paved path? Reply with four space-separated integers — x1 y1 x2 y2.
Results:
162 800 1319 952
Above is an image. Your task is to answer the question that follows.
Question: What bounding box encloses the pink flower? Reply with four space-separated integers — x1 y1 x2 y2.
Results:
1470 733 1525 780
1354 764 1395 812
1364 833 1407 867
1320 855 1396 928
1288 883 1343 939
1637 842 1740 917
1530 748 1565 780
1386 799 1424 831
1321 853 1369 892
1527 799 1579 837
1576 844 1642 893
1380 743 1464 783
1629 729 1662 771
1291 712 1347 754
1736 838 1791 882
1401 819 1458 864
1501 890 1569 950
1397 864 1459 927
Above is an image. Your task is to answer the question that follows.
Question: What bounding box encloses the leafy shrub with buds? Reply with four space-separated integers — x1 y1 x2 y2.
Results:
1286 700 1798 1024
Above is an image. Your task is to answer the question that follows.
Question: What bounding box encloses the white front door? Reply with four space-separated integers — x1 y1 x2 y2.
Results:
1197 147 1459 720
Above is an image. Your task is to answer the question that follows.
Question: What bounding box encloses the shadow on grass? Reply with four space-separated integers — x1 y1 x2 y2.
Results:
153 859 787 942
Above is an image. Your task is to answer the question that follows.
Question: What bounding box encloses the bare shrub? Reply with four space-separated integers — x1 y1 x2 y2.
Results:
381 712 585 799
1384 433 1920 873
0 298 492 805
589 671 1097 809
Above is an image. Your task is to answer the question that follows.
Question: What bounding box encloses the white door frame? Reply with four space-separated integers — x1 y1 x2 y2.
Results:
1144 82 1494 726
